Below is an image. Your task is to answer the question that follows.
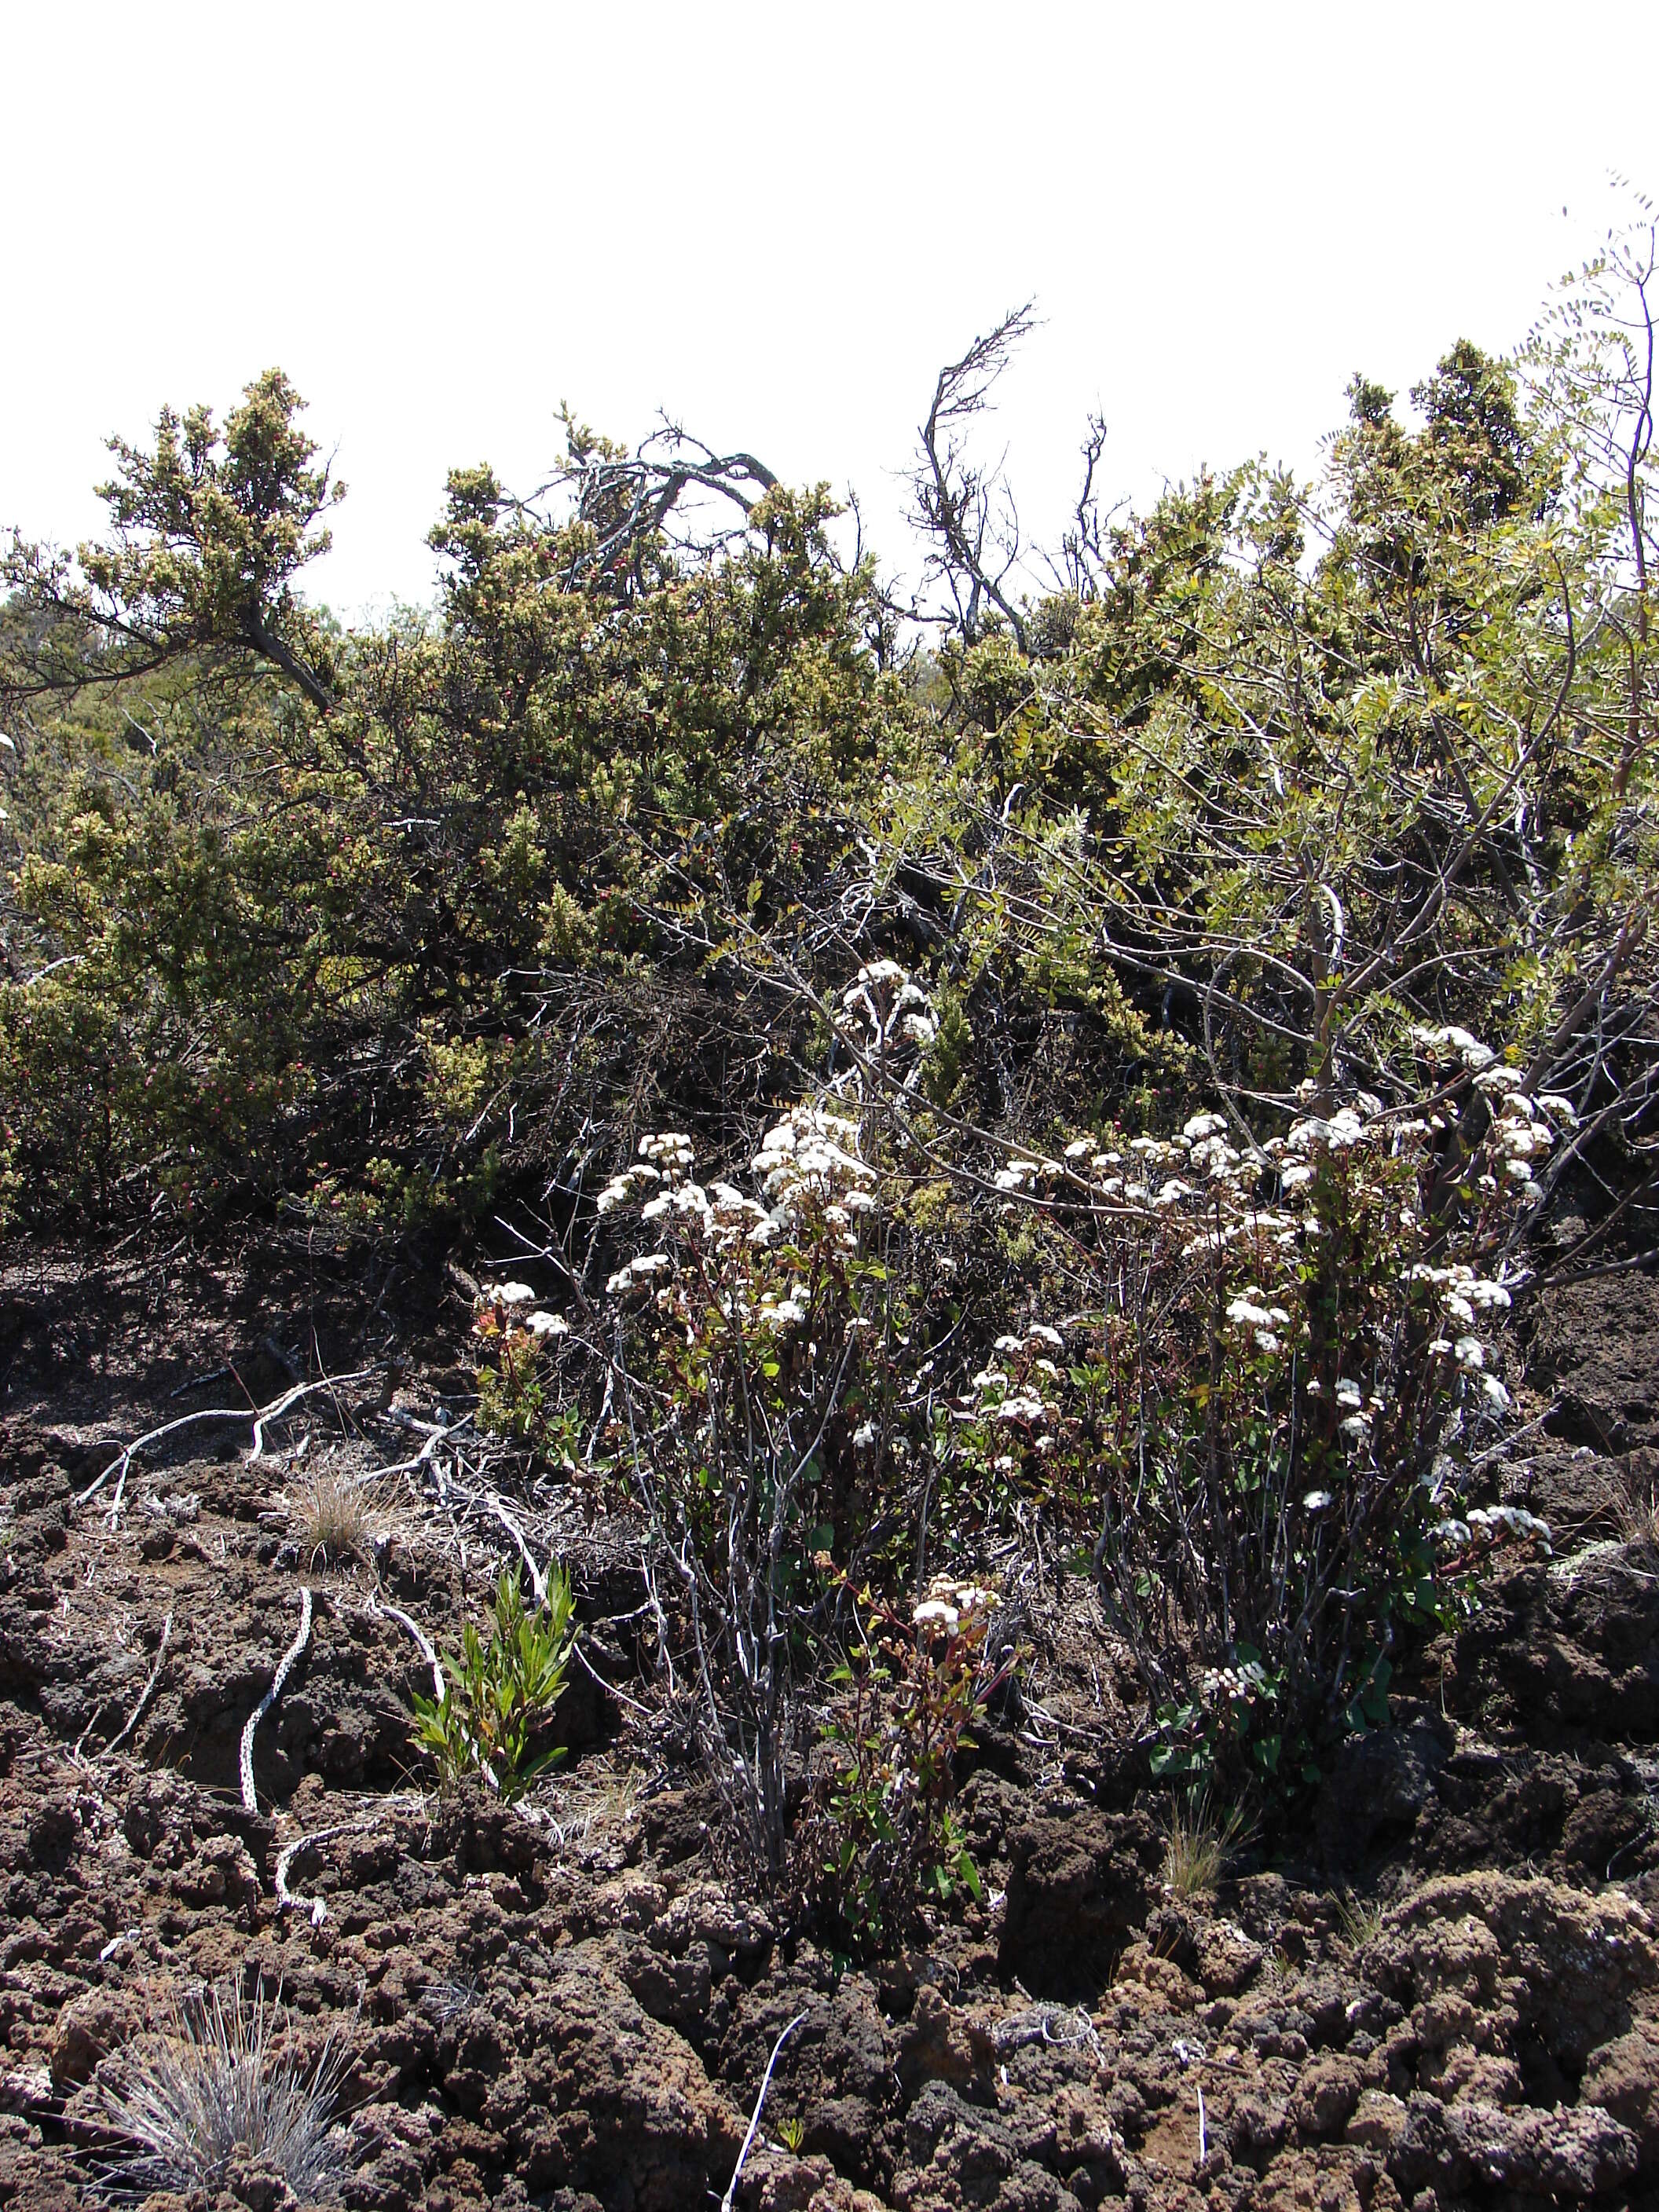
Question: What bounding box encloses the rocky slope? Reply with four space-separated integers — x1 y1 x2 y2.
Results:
1 1253 1657 2212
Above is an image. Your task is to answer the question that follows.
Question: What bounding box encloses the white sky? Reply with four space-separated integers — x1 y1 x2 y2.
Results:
3 1 1654 621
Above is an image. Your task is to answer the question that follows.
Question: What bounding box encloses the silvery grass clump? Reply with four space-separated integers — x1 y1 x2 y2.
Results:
98 1979 350 2203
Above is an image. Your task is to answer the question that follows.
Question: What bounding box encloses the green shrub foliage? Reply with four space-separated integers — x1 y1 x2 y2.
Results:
412 1564 577 1800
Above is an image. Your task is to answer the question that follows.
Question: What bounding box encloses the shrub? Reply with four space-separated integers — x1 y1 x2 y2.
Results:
412 1563 577 1800
592 1104 904 1875
931 1045 1557 1789
471 1283 573 1450
804 1575 1009 1951
99 1977 350 2203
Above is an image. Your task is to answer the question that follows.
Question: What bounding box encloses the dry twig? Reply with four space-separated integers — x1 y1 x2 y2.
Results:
79 1370 381 1527
240 1589 313 1816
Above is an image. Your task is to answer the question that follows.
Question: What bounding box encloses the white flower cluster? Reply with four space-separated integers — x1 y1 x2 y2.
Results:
478 1281 570 1340
753 1105 876 1247
1410 1024 1498 1072
595 1101 883 1330
595 1131 701 1214
1404 1029 1577 1203
595 1162 661 1215
640 1130 697 1172
1199 1664 1262 1708
1413 1263 1517 1410
1225 1287 1291 1355
1430 1503 1552 1558
838 960 939 1057
995 1115 1261 1206
1300 1373 1390 1445
606 1249 673 1295
912 1576 996 1637
1481 1084 1557 1192
994 1154 1060 1194
964 1321 1067 1451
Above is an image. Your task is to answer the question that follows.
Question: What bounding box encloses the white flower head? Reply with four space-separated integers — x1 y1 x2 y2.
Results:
1325 1108 1367 1149
1410 1024 1496 1072
1227 1296 1274 1328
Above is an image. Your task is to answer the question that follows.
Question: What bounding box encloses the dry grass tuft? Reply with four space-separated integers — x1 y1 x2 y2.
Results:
287 1466 387 1566
99 1978 350 2203
1615 1465 1659 1551
1161 1789 1248 1898
1334 1890 1385 1952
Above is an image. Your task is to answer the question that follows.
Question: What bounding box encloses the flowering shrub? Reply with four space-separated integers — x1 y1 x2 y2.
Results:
594 1104 895 1873
472 1281 571 1450
584 988 1558 1835
937 1051 1558 1785
803 1576 1008 1952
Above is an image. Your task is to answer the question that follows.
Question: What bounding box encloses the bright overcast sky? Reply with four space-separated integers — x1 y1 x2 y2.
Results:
3 2 1655 621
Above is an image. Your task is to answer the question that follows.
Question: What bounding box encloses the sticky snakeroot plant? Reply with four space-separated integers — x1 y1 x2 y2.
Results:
806 1574 1006 1951
596 1105 893 1877
944 1035 1555 1787
473 1280 573 1451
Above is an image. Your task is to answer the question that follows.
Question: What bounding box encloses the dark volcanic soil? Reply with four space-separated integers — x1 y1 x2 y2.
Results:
2 1248 1658 2212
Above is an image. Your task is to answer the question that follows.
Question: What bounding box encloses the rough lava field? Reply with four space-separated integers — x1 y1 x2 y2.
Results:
2 1251 1659 2212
